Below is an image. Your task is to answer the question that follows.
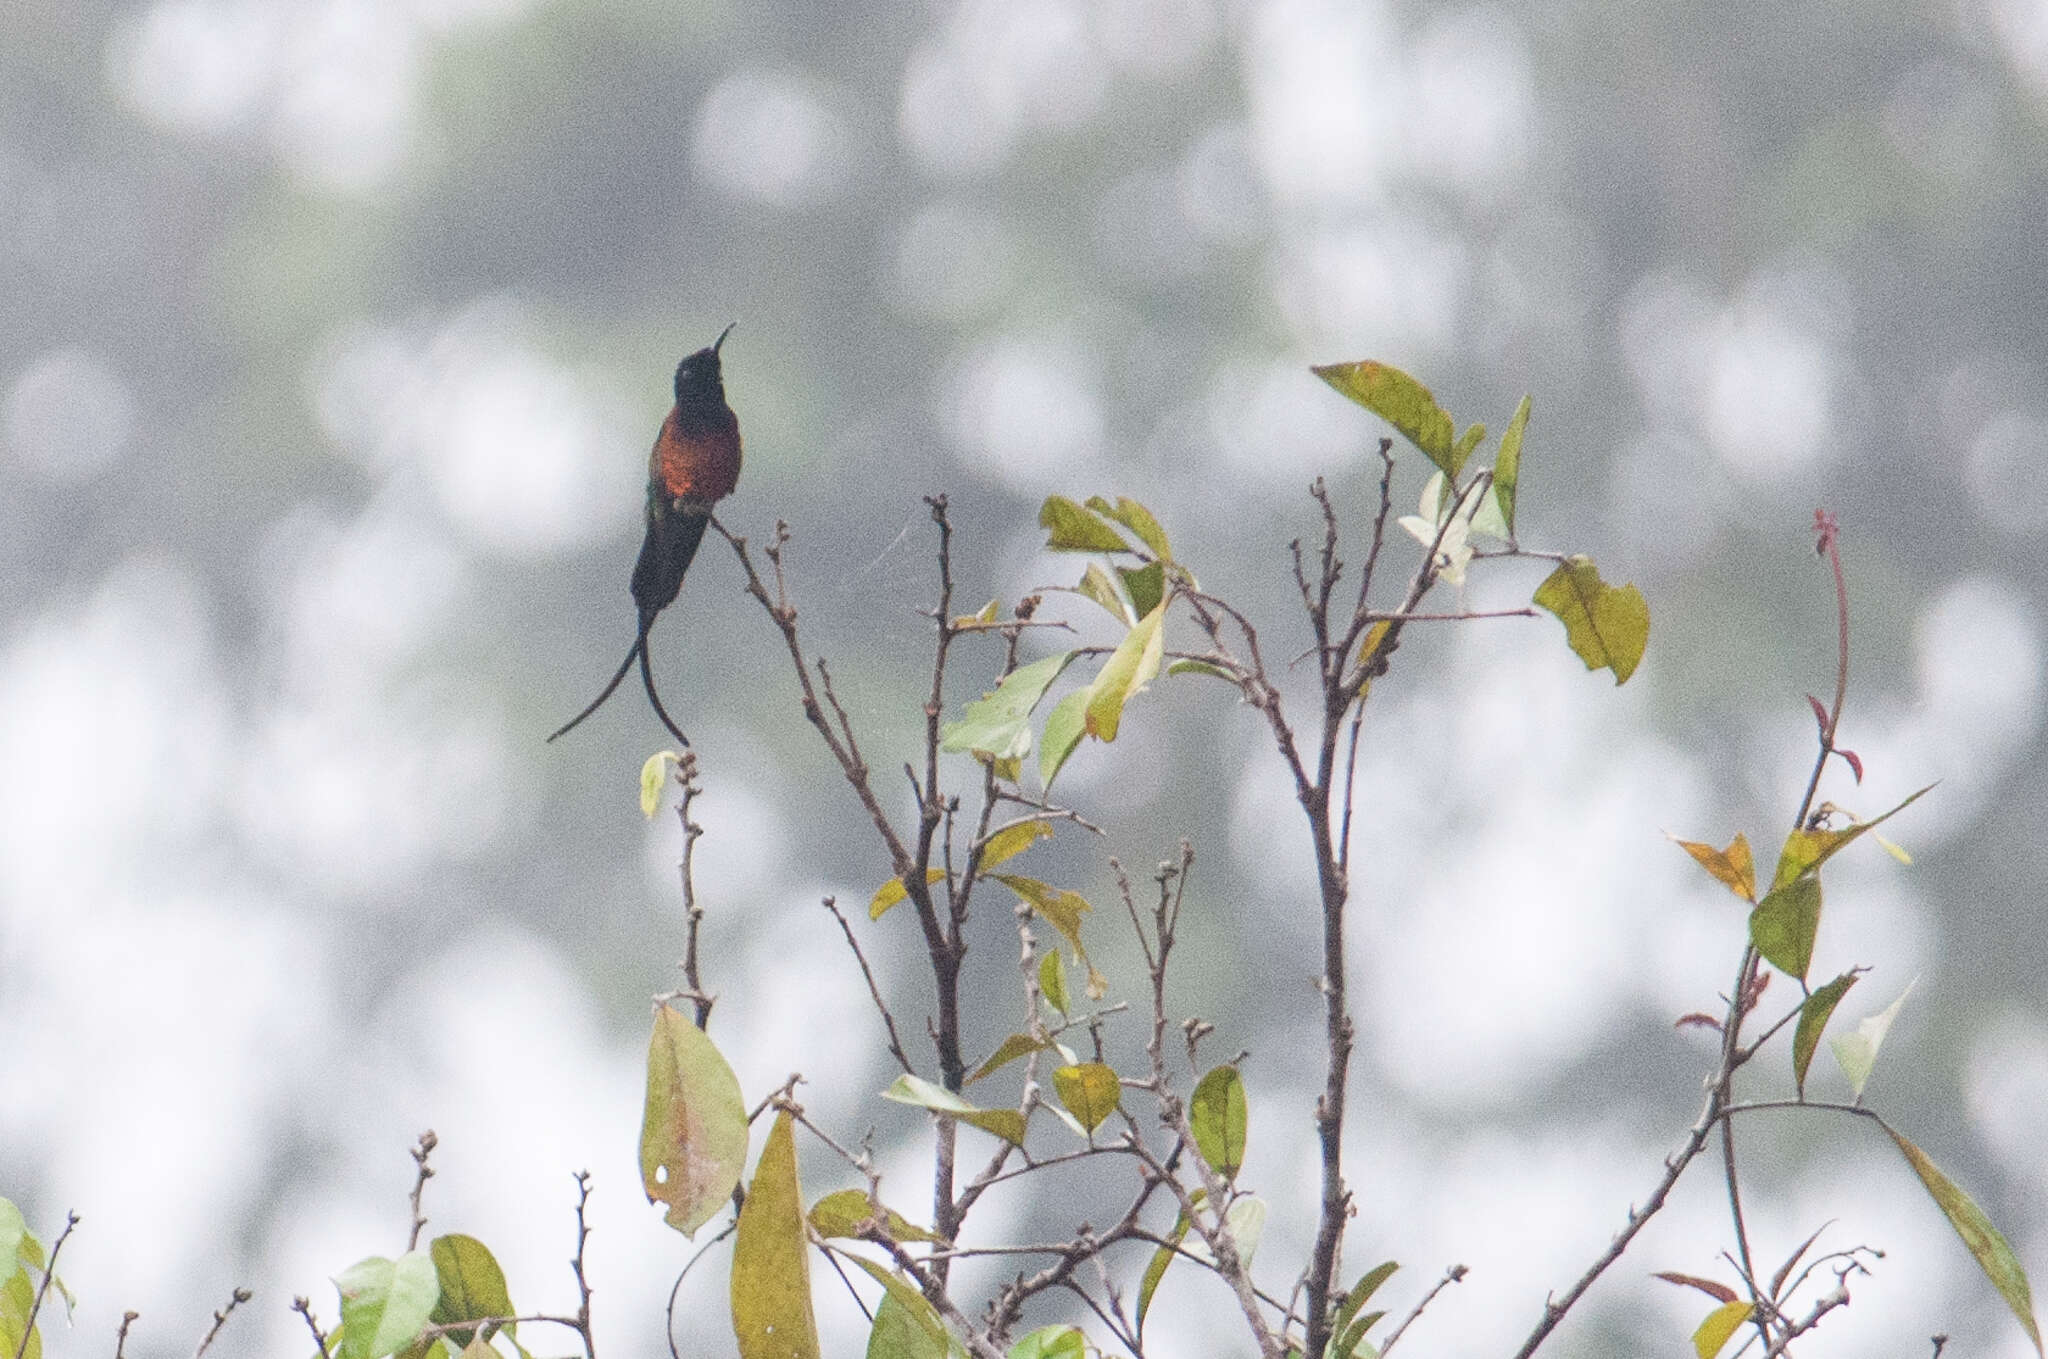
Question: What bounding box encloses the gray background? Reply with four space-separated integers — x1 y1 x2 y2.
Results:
3 0 2046 1355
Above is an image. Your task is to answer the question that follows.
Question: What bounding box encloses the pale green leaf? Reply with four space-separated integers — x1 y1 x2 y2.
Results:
808 1190 940 1244
1007 1324 1086 1359
1037 688 1089 790
1038 951 1069 1016
1830 979 1916 1099
1075 563 1131 624
881 1075 1028 1146
1769 785 1935 890
940 652 1077 761
336 1252 440 1359
966 1033 1053 1085
978 820 1052 872
640 751 681 819
1084 495 1172 561
428 1235 515 1347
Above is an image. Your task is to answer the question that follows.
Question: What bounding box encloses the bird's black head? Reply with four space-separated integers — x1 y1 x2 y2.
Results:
674 323 736 406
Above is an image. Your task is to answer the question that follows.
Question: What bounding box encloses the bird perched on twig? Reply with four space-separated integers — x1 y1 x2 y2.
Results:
547 325 741 746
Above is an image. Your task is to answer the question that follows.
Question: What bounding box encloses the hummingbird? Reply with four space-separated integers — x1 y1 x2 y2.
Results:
547 325 742 746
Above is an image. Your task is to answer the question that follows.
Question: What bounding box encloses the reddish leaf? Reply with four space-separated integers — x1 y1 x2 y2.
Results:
1839 748 1864 783
1769 1223 1833 1300
1654 1272 1739 1304
1806 694 1829 730
1812 508 1838 555
1742 970 1771 1015
1675 1013 1723 1032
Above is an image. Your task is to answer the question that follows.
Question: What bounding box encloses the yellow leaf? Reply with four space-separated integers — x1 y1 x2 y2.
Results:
1670 832 1756 902
640 750 681 819
731 1111 820 1359
1692 1300 1753 1359
870 868 948 920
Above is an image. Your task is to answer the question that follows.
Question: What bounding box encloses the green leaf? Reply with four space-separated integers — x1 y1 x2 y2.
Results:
1749 875 1822 982
808 1190 940 1245
1037 688 1089 790
881 1074 1028 1146
1075 563 1132 624
966 1033 1053 1085
1830 979 1916 1099
640 751 681 819
1533 556 1649 685
1691 1300 1753 1359
1793 971 1859 1097
1038 951 1069 1015
849 1259 949 1359
640 1001 749 1237
1886 1127 2043 1354
1118 561 1165 620
1768 785 1935 891
1007 1325 1086 1359
1331 1312 1385 1358
865 1291 944 1359
1136 1196 1201 1337
1190 1065 1248 1181
1311 360 1458 477
1452 421 1486 477
732 1111 821 1359
1051 1063 1121 1134
428 1235 515 1347
336 1252 440 1359
1085 495 1172 561
1328 1261 1398 1359
1084 603 1166 741
1166 658 1235 681
1670 832 1756 902
870 868 949 921
1494 394 1530 537
940 652 1078 762
978 820 1052 872
1039 496 1131 553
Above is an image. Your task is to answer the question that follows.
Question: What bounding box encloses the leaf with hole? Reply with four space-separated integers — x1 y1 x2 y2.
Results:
640 1002 749 1237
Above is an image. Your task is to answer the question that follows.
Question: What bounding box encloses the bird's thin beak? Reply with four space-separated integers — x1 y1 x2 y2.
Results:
713 322 737 354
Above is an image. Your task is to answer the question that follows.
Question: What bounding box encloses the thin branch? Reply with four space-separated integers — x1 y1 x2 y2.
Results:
114 1311 139 1359
1377 1264 1468 1355
406 1130 437 1251
824 896 915 1075
569 1172 597 1359
666 1220 739 1359
674 751 715 1027
292 1299 333 1359
192 1289 253 1359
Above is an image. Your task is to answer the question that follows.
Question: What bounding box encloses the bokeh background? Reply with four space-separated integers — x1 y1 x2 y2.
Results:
4 0 2047 1355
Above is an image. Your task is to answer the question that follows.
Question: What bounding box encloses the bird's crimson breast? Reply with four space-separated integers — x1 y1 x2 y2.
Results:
652 406 742 506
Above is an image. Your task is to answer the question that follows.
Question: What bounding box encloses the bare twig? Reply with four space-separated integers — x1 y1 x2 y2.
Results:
406 1130 437 1251
192 1288 252 1359
824 896 915 1075
292 1299 333 1359
1377 1263 1468 1355
569 1172 597 1359
114 1311 140 1359
666 1220 739 1359
674 751 716 1028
